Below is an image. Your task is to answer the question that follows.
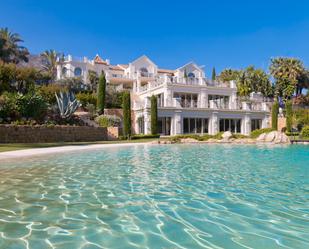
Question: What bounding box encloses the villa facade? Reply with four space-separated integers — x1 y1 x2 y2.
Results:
57 55 272 136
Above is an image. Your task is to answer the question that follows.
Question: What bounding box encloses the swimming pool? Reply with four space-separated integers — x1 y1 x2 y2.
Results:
0 144 308 248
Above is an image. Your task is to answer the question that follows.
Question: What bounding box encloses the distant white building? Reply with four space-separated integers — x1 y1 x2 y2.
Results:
57 54 272 136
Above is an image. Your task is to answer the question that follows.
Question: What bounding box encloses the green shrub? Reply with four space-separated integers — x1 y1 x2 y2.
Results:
250 128 274 138
285 131 299 136
300 125 309 139
0 92 19 121
76 92 97 108
16 93 47 120
131 134 160 140
232 133 248 139
86 103 96 118
95 115 121 127
272 101 279 130
213 132 224 139
38 84 67 104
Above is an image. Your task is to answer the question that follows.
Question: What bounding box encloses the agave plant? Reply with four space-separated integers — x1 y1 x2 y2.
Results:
55 91 80 119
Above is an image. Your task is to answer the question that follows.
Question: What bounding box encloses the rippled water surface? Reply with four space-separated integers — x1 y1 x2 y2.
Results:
0 144 308 249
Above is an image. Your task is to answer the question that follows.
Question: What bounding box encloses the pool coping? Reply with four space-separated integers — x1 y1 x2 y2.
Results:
0 142 152 160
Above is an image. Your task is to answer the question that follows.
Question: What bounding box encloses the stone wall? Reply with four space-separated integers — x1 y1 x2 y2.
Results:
0 125 107 143
107 127 123 140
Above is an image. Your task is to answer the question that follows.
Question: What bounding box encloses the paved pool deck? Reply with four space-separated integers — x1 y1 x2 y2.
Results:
0 142 151 160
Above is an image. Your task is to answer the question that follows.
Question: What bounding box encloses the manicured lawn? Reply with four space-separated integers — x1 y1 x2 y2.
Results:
0 138 162 153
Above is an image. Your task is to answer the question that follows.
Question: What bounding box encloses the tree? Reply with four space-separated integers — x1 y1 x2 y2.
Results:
272 101 279 130
97 71 106 114
0 27 29 63
285 100 293 132
211 67 216 81
122 91 131 138
150 95 158 135
269 57 305 99
218 69 240 82
41 49 58 80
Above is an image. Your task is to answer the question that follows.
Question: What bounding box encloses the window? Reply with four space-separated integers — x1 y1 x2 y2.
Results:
158 117 171 135
74 67 82 76
138 116 145 134
173 92 198 108
251 119 262 131
208 95 229 109
140 67 148 77
219 119 241 133
183 118 209 134
62 67 67 76
157 93 164 107
188 72 195 78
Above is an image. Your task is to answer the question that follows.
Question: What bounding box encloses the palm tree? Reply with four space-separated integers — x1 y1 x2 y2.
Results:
269 57 305 99
41 49 58 80
0 27 29 63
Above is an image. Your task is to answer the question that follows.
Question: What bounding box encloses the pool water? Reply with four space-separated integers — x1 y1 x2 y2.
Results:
0 144 308 249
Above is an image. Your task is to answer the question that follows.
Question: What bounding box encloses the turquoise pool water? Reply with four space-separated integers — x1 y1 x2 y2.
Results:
0 144 308 249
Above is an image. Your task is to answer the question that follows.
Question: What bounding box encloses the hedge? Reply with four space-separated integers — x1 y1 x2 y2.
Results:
250 128 274 138
300 125 309 139
131 134 160 140
122 91 131 138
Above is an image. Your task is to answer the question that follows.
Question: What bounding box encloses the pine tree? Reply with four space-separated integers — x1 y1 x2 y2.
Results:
212 67 216 81
272 101 279 130
97 71 106 114
150 95 158 135
285 100 293 132
122 91 131 138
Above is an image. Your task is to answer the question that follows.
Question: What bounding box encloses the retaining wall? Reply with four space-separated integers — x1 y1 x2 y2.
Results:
0 125 108 143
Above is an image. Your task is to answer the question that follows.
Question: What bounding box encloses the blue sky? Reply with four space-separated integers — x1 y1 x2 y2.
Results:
2 0 309 77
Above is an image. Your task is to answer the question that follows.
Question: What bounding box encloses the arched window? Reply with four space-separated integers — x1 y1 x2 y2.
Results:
140 67 148 77
74 67 82 76
188 72 195 78
62 67 67 76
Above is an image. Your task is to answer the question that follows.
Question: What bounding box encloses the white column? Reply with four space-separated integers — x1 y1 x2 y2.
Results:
209 112 218 135
200 89 207 108
242 114 251 135
262 114 270 128
144 110 151 135
164 89 172 107
173 111 182 135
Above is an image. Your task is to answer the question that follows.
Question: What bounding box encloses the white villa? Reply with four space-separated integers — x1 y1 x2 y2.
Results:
57 54 272 136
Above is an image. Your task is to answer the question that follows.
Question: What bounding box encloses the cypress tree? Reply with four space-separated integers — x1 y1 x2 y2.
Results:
97 71 106 114
122 91 131 138
272 101 279 130
212 67 216 81
150 95 158 135
285 100 293 132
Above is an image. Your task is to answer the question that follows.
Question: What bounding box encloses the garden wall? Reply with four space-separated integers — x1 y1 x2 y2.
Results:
0 125 108 143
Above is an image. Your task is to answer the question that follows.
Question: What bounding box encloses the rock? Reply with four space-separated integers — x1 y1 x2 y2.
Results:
180 138 199 143
205 138 220 143
265 131 277 142
222 131 233 140
256 131 290 144
256 133 267 142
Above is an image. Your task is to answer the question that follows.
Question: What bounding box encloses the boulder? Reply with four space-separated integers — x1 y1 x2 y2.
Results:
257 131 290 144
265 131 277 142
222 131 233 140
256 133 267 142
180 138 199 143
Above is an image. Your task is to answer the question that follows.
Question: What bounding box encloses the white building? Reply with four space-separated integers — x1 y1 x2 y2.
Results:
57 54 272 136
